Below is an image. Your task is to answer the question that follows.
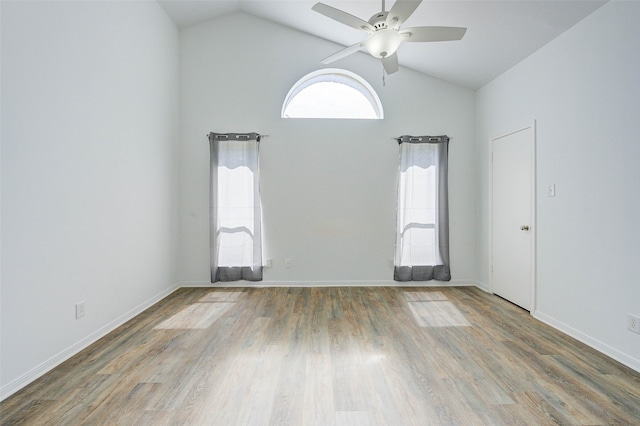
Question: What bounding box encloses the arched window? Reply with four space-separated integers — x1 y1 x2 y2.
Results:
282 69 383 119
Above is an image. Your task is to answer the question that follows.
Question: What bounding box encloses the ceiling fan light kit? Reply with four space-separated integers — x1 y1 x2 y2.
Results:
312 0 467 75
367 29 402 58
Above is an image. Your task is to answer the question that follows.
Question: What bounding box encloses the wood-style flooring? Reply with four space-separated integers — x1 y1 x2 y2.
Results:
1 286 639 425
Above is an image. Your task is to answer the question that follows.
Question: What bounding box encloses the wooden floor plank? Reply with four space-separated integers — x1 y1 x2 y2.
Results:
2 286 639 425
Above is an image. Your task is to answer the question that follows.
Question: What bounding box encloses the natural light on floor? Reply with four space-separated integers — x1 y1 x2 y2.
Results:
404 291 470 327
154 291 243 330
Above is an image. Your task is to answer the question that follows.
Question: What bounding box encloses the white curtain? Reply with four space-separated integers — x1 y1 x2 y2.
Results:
394 136 450 281
209 133 262 282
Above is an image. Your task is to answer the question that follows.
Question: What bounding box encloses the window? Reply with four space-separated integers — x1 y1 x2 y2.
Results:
208 133 263 282
394 136 451 282
282 69 383 119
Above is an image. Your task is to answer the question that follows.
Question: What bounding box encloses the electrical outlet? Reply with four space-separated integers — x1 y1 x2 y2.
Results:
628 314 640 334
285 259 292 268
388 259 395 269
76 301 86 319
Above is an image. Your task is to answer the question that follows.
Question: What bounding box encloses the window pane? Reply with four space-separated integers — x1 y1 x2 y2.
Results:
215 141 260 268
284 81 377 119
282 69 383 119
396 143 442 267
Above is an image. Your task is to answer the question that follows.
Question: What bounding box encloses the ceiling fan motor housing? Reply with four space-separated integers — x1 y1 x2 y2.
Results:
368 11 389 29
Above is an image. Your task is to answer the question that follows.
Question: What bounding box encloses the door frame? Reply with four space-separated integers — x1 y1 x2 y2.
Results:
489 121 537 313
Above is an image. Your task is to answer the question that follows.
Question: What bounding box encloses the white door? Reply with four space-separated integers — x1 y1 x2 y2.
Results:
491 125 535 311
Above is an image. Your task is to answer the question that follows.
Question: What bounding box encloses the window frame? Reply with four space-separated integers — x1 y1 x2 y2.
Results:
281 68 384 119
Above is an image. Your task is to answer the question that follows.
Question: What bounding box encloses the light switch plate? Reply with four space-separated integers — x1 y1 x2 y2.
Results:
76 301 86 319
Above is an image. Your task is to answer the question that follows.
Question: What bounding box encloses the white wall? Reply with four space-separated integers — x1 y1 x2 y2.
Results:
178 13 477 286
1 1 180 397
476 1 640 371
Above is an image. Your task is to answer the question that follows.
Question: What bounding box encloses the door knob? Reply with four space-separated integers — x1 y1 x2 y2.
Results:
520 225 530 231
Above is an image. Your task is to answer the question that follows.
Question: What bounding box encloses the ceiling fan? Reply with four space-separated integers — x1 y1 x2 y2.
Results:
312 0 467 75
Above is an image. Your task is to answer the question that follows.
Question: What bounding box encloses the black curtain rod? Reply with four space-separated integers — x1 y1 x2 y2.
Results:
395 135 449 144
207 132 267 141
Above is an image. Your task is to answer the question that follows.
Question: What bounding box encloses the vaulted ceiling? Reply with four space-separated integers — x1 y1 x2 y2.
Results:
158 0 606 89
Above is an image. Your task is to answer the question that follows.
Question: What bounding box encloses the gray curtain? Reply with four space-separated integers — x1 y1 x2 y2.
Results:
394 135 450 281
209 132 263 282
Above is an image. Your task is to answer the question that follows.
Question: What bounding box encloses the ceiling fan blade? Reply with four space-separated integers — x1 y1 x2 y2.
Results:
312 3 375 32
320 41 367 64
400 26 467 42
382 52 399 75
386 0 422 29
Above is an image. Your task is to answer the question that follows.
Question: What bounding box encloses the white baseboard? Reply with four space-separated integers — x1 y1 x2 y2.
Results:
533 310 640 374
473 280 493 294
0 283 180 402
180 279 482 288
